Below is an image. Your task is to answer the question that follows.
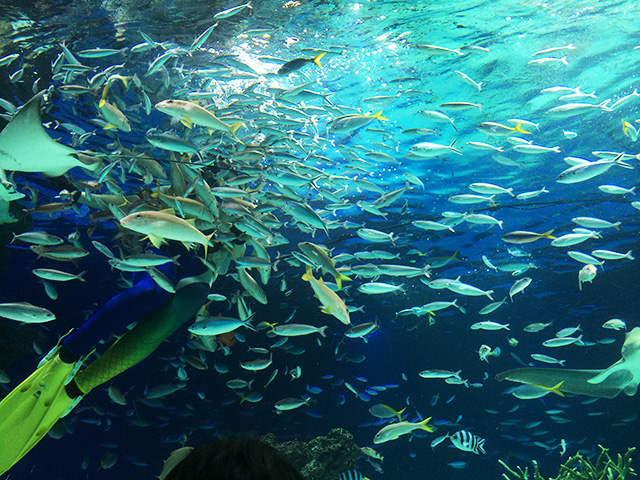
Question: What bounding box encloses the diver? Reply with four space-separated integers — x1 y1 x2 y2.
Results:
0 248 213 476
161 437 304 480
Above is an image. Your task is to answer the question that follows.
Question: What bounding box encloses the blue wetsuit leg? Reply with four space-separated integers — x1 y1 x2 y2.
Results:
61 263 175 360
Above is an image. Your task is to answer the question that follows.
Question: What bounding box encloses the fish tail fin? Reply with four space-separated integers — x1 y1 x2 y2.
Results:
396 406 407 421
599 99 611 109
541 229 556 239
301 265 313 282
319 325 328 337
204 232 214 258
514 121 532 135
78 271 87 282
336 273 351 290
99 84 109 108
420 416 434 432
312 52 326 68
229 121 244 142
549 381 565 396
371 110 388 121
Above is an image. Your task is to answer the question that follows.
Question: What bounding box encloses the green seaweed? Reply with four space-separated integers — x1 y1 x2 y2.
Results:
500 446 636 480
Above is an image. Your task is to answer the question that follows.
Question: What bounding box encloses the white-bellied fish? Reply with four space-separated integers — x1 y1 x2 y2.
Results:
155 99 243 141
591 249 634 261
0 302 56 323
119 210 213 256
603 319 626 330
509 277 532 300
578 264 597 290
189 317 255 336
373 417 434 444
543 335 583 347
471 321 509 331
270 324 328 337
502 230 555 244
531 354 566 366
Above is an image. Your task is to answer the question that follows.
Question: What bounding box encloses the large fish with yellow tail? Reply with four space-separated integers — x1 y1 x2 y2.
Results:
155 99 244 141
119 210 214 257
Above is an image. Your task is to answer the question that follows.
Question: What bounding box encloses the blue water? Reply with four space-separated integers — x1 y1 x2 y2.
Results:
0 0 639 479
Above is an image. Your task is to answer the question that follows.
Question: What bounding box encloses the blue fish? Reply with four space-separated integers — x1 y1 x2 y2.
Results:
306 385 323 394
448 461 468 469
304 410 323 419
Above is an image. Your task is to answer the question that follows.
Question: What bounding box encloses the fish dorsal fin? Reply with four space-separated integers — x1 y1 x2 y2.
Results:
159 207 176 216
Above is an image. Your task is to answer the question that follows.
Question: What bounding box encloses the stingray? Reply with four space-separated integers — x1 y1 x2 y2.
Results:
0 91 100 177
496 328 640 399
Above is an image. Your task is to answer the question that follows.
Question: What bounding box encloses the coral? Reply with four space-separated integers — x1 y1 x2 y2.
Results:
262 428 361 480
500 445 636 480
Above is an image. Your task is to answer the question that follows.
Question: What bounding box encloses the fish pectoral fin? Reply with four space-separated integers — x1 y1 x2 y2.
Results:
180 241 196 251
587 359 626 384
624 381 639 396
145 234 164 249
320 306 335 316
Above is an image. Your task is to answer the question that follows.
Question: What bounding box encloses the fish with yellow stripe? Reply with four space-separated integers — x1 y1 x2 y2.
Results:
119 210 214 257
155 99 244 141
301 266 350 325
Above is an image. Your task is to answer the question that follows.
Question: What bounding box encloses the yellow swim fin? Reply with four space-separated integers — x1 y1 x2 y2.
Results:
0 346 80 475
0 274 211 476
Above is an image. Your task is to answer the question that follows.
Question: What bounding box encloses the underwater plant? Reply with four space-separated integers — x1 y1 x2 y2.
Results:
500 446 636 480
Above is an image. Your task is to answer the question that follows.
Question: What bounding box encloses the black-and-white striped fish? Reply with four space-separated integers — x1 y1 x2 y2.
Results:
336 470 370 480
449 430 486 455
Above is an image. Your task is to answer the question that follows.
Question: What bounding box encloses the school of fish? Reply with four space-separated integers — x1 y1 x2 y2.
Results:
0 0 638 478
